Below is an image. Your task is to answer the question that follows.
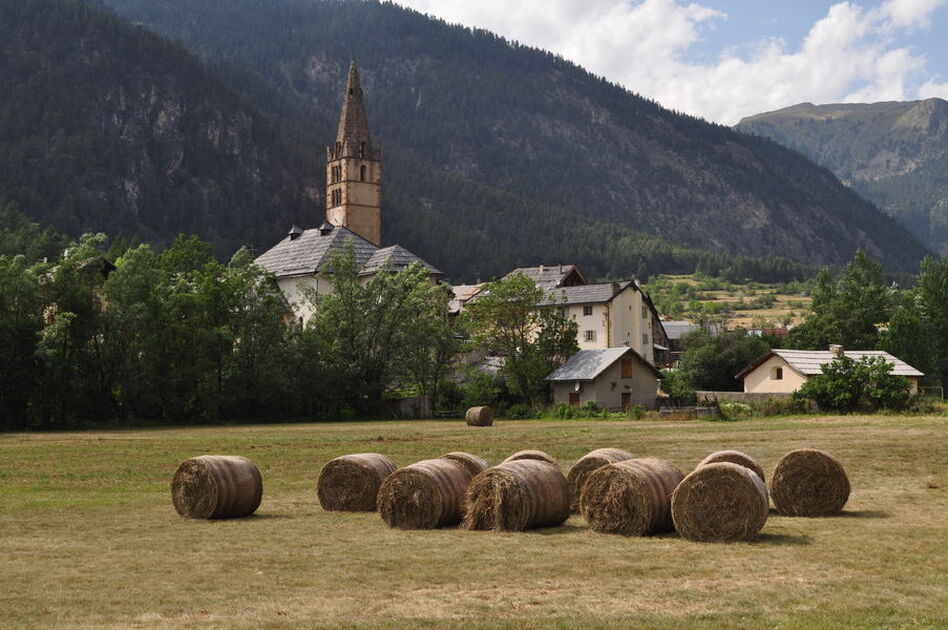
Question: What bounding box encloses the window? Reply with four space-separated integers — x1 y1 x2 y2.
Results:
641 305 647 319
620 358 633 378
360 165 366 181
584 330 596 342
772 367 783 380
360 142 366 158
582 305 593 316
642 333 649 348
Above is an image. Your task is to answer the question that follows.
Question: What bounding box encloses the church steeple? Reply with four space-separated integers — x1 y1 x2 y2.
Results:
336 60 372 150
326 59 382 246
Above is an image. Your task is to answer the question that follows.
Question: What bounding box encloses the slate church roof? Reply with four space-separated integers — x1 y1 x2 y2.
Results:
254 224 441 279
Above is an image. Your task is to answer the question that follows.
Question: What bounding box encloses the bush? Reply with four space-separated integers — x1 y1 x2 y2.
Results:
718 401 752 419
793 355 911 412
544 401 606 419
660 369 697 405
749 396 806 416
505 403 536 419
627 404 646 420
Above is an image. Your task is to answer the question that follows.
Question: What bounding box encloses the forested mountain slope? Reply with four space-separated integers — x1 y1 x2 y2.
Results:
737 99 948 254
0 0 323 255
100 0 929 271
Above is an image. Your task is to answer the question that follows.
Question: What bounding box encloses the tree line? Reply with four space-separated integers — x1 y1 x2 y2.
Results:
0 228 578 430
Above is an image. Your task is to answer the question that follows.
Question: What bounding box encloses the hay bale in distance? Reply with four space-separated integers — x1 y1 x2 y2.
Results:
465 406 494 426
171 455 263 519
697 450 766 483
462 459 570 531
580 457 684 536
771 449 850 516
567 447 635 512
439 451 490 477
317 453 397 512
502 449 557 466
378 458 476 529
671 462 769 542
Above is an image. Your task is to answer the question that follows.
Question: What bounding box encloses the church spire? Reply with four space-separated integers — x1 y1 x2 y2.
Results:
336 59 372 150
325 59 382 246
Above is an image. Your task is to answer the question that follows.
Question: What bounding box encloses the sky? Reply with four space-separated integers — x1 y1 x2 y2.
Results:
391 0 948 125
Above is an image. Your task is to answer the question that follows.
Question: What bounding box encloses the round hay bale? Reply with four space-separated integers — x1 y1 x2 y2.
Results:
378 458 476 529
171 455 262 519
465 406 494 426
671 462 769 542
439 451 490 477
502 449 557 466
317 453 397 512
462 459 570 531
567 447 635 512
580 457 684 536
771 449 850 516
697 449 766 483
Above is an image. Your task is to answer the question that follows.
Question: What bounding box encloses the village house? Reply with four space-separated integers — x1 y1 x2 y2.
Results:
255 60 441 319
546 347 662 410
735 345 924 395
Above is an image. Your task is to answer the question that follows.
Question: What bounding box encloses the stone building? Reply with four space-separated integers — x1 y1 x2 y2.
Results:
255 60 440 319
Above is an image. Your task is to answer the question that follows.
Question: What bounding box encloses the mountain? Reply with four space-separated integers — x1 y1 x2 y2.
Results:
736 99 948 254
0 0 818 283
0 0 323 256
1 0 928 281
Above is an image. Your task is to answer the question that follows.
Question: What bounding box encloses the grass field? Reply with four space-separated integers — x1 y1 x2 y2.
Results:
2 415 946 629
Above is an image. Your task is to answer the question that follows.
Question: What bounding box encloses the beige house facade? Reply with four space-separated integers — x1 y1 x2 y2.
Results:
546 347 662 410
543 281 663 364
737 348 923 395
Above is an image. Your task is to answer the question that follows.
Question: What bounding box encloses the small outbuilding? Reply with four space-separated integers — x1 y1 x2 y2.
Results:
546 347 662 411
735 346 924 395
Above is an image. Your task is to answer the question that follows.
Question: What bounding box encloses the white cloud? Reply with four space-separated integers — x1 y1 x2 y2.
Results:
391 0 947 124
917 79 948 98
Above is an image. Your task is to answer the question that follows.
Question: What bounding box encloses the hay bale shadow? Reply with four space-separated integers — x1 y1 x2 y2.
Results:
753 532 811 546
244 513 294 521
829 509 890 519
526 524 587 536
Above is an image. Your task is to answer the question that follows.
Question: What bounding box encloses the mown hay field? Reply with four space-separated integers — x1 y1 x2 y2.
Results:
1 415 946 629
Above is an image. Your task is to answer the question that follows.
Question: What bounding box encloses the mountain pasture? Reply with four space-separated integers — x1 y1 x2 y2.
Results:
1 415 945 629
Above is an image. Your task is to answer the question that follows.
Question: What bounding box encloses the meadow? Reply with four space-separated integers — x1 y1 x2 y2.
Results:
1 415 946 629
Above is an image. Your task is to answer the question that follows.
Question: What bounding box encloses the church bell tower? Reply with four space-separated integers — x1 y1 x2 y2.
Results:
326 60 382 246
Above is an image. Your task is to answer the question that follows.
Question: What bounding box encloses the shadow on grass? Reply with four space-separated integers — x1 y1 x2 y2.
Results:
768 508 890 519
829 509 890 519
243 513 294 521
753 532 811 546
528 524 587 536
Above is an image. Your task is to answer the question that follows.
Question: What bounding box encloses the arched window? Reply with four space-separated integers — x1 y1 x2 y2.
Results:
360 165 366 181
772 366 783 380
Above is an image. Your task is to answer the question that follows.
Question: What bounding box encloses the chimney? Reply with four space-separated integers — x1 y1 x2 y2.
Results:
829 344 844 356
288 225 303 240
539 264 545 273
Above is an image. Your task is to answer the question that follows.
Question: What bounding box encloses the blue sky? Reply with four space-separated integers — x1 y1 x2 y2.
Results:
394 0 948 124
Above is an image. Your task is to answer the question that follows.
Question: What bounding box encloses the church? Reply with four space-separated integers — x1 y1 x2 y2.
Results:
254 60 442 320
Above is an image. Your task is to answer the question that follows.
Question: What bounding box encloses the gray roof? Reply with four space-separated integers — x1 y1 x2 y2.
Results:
255 225 440 280
540 281 634 306
737 349 924 379
504 264 585 290
360 245 442 277
663 320 700 340
546 347 661 381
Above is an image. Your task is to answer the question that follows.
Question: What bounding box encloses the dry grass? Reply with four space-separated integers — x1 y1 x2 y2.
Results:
1 415 947 629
